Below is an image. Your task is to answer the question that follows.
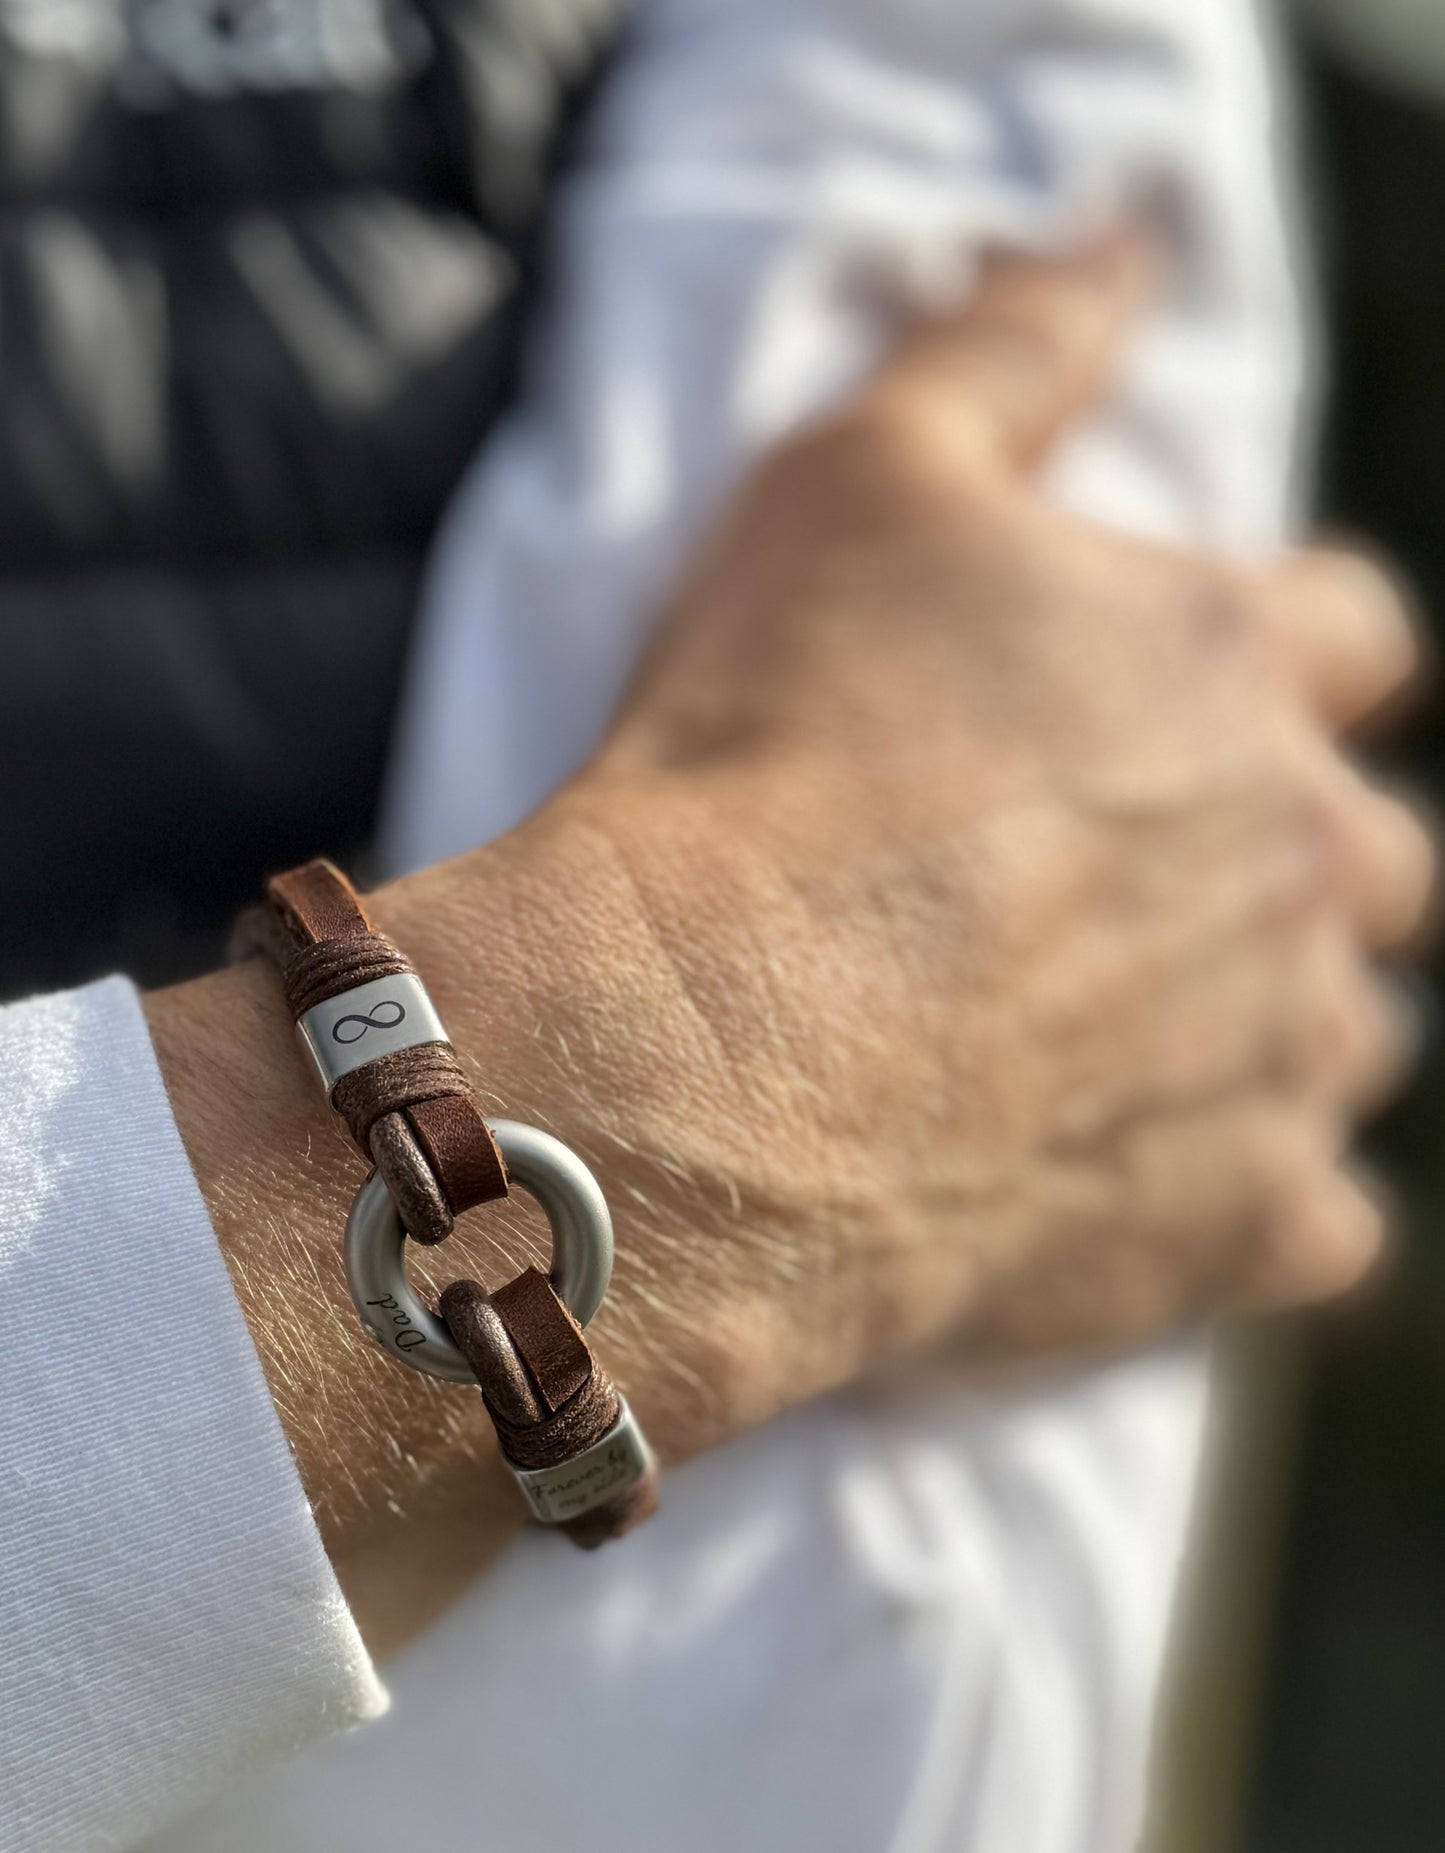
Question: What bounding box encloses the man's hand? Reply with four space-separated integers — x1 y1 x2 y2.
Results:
577 231 1433 1376
146 235 1434 1653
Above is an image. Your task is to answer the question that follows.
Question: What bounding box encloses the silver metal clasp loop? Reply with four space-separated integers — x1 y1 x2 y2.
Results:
344 1118 614 1383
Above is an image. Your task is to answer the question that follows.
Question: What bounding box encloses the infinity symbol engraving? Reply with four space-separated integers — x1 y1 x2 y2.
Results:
331 999 407 1045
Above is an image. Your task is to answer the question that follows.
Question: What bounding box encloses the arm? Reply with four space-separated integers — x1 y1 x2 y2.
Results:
146 243 1431 1660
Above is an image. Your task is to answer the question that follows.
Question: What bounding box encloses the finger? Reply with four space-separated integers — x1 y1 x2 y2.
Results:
1275 919 1417 1117
1255 546 1424 730
1229 1153 1390 1312
919 1086 1383 1375
1125 1094 1385 1312
1044 905 1331 1150
1307 753 1439 950
1044 896 1409 1167
863 227 1156 468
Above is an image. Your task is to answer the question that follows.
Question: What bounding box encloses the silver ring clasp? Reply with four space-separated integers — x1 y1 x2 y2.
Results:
344 1118 614 1383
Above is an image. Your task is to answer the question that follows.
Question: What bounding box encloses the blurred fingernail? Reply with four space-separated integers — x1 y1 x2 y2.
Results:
1336 550 1423 685
1343 1161 1400 1285
1381 969 1437 1073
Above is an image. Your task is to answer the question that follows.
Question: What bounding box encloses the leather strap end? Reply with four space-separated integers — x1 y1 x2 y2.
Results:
488 1266 592 1412
266 859 374 949
406 1095 508 1215
439 1270 656 1548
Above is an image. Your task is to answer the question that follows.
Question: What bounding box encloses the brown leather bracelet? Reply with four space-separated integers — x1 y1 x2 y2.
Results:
237 858 657 1547
234 859 506 1243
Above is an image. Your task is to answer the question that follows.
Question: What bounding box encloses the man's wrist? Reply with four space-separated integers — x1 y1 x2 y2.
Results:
142 839 560 1655
141 790 767 1650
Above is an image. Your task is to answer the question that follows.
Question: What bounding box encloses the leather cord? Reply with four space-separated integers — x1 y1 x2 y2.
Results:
440 1271 658 1548
234 858 508 1242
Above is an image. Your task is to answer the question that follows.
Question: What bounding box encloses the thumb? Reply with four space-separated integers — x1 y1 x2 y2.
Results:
863 228 1156 471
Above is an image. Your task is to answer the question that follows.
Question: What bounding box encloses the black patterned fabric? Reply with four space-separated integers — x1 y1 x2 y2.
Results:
0 0 624 992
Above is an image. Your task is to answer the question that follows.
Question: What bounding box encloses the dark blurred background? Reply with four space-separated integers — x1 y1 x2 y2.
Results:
0 0 622 997
2 4 1442 1847
1233 7 1445 1849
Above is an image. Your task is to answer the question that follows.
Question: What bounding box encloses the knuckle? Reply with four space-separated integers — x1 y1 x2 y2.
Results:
1311 543 1417 630
1257 1154 1386 1304
1289 1221 1383 1301
1359 988 1414 1098
830 387 995 494
1302 972 1404 1107
1338 975 1398 1071
762 392 999 536
1317 776 1440 939
1385 788 1441 890
816 398 925 491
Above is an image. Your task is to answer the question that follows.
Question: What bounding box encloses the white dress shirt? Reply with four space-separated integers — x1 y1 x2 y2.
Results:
0 0 1308 1848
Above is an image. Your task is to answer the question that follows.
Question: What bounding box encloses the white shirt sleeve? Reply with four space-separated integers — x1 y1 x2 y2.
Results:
0 976 386 1853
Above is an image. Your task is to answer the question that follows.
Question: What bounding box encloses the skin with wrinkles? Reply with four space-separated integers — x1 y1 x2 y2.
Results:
144 235 1435 1658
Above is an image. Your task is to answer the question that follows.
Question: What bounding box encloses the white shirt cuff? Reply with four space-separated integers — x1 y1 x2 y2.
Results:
0 976 386 1853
